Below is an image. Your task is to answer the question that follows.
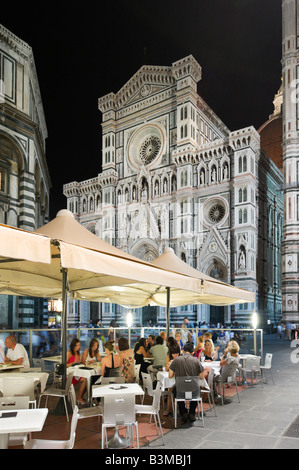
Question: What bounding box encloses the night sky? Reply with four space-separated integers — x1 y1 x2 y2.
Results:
1 0 282 219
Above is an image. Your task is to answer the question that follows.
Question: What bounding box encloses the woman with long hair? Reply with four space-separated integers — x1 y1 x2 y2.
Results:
82 338 101 364
67 338 87 405
117 337 135 383
134 337 150 379
101 340 122 377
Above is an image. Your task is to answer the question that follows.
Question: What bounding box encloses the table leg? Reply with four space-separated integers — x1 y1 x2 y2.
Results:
0 433 9 449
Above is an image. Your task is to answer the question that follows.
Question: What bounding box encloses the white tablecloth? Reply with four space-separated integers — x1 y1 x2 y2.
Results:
67 364 101 404
156 371 175 391
202 361 221 376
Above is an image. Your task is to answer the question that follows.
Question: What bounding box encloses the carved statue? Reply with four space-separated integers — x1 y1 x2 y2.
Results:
211 167 217 182
200 170 205 185
223 164 228 180
239 250 246 269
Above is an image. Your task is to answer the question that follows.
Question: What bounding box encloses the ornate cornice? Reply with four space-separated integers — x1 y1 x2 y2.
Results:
98 55 202 114
0 24 32 60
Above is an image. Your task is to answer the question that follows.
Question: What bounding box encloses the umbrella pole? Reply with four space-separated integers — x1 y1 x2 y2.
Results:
51 268 71 417
61 267 68 388
166 287 170 338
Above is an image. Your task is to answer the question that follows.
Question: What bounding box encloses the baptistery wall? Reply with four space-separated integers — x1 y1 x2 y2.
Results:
0 24 51 328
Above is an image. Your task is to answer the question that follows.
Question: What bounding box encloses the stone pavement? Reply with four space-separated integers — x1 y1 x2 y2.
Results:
144 334 299 450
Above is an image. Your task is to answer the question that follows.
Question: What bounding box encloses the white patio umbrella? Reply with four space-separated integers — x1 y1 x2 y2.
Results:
151 247 255 336
0 211 254 383
0 212 202 385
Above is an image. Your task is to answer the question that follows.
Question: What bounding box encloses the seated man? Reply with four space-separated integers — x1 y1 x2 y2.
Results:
3 335 30 368
168 341 204 423
146 334 156 352
147 335 168 376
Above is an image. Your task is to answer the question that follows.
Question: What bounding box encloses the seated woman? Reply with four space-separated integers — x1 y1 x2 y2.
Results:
194 336 204 358
203 339 219 361
219 340 240 381
165 342 181 371
166 336 177 349
82 338 101 364
67 338 87 405
134 338 150 380
117 337 135 383
82 338 102 395
163 342 181 416
202 339 220 380
101 341 122 378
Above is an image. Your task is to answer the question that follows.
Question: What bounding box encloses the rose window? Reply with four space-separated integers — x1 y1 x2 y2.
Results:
139 136 161 165
208 203 225 223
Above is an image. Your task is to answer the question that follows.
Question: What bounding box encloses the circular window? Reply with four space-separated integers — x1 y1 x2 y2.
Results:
139 136 161 165
208 204 225 223
127 124 164 170
203 198 227 226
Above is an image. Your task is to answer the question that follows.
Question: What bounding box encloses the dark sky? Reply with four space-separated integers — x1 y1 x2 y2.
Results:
1 0 282 219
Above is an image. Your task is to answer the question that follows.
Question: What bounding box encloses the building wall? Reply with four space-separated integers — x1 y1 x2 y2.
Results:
281 0 299 323
64 55 283 327
0 24 51 328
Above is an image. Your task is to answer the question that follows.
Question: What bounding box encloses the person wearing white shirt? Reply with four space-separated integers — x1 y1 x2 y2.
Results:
3 335 30 368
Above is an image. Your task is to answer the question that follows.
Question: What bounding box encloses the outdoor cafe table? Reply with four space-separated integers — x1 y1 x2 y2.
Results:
0 364 24 372
202 361 221 376
0 371 49 393
41 355 62 364
0 407 48 449
92 382 144 400
67 363 101 405
157 370 175 391
157 361 221 392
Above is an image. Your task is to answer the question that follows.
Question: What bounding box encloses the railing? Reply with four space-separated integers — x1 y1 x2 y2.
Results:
0 327 263 366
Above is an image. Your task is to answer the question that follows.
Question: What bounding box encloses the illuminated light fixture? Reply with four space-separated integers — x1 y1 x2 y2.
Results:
252 309 258 329
126 310 133 328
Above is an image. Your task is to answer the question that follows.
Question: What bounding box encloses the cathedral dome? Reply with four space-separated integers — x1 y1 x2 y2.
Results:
258 82 283 173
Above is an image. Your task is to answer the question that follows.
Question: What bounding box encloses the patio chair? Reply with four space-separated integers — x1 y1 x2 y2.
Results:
241 356 263 388
260 353 274 384
108 367 121 377
0 396 31 447
25 405 79 449
101 394 139 449
33 358 54 385
134 364 141 383
2 376 36 408
69 384 103 426
214 362 241 405
141 372 173 410
174 376 204 428
141 372 155 405
200 367 217 416
100 377 126 385
135 380 165 445
37 371 74 422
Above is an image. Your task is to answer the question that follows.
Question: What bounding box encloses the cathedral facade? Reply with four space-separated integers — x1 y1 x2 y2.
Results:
0 24 51 327
64 55 283 328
